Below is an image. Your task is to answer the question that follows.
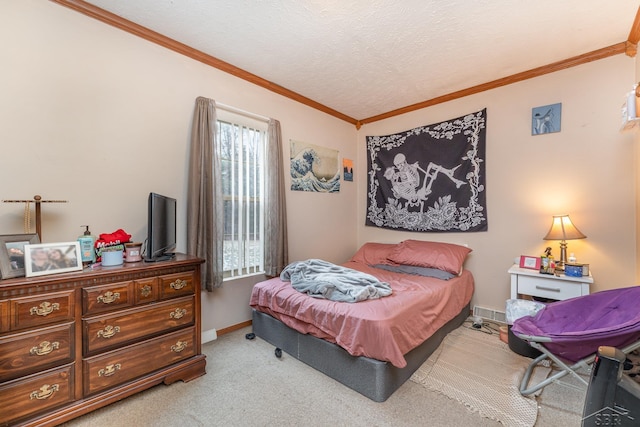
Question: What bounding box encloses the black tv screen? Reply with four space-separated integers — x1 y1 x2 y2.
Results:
145 192 177 262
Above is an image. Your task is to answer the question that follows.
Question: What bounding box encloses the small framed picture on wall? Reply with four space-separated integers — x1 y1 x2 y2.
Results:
532 103 561 135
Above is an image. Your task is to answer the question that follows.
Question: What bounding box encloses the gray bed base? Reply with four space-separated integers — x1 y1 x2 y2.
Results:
251 302 470 402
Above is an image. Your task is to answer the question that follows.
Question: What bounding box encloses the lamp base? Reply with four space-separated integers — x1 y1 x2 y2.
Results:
556 241 568 272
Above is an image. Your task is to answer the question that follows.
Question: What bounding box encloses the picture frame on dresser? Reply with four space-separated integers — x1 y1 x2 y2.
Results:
0 233 40 279
24 241 83 277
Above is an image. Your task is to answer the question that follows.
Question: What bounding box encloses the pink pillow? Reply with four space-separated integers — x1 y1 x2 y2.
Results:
386 239 471 275
350 242 399 266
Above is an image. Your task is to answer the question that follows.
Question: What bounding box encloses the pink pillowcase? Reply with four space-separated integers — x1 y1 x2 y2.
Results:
386 239 472 275
349 242 399 266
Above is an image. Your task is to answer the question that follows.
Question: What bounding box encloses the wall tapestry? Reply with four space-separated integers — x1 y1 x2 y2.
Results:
366 109 487 232
290 140 340 193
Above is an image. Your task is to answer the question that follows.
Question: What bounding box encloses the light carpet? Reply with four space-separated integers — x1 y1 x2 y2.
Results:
410 324 549 427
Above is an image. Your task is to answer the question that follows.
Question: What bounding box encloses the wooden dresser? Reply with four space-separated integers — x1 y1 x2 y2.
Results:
0 254 206 426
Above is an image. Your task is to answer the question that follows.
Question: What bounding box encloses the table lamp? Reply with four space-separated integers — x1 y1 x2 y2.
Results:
543 214 586 270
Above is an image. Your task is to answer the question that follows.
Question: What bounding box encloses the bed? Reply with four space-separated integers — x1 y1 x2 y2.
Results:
249 240 475 402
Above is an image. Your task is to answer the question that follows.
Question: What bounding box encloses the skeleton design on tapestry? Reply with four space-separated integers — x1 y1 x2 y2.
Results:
384 154 466 210
366 109 487 232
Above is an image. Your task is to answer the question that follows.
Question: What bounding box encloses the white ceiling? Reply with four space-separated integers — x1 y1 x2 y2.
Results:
83 0 640 121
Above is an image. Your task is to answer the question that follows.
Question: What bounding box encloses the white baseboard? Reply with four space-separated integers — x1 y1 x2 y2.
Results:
202 328 218 344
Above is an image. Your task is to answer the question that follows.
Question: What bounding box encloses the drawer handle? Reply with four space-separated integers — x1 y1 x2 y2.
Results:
30 302 60 317
30 384 59 400
30 341 60 356
170 308 187 319
98 363 121 377
171 340 188 353
535 285 561 293
140 284 152 297
97 325 121 339
170 279 187 290
97 291 120 304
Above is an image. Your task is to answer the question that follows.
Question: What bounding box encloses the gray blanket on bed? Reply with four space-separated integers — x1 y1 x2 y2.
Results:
280 259 392 303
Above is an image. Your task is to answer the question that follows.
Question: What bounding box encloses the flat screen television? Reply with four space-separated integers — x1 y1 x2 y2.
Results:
145 192 177 262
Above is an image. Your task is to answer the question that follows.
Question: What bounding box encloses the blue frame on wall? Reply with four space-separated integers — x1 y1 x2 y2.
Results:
532 103 561 135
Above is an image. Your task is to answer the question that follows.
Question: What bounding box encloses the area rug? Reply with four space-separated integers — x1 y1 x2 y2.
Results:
410 324 550 427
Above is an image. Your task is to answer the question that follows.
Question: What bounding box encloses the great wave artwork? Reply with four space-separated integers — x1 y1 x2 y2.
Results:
290 140 340 193
366 109 487 232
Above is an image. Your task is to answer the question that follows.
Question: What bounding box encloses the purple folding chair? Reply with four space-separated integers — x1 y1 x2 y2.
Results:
511 286 640 395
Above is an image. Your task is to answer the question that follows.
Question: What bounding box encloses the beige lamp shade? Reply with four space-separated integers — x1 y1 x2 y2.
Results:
543 215 586 241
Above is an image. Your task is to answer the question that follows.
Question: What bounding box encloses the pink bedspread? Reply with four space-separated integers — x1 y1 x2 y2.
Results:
250 261 474 368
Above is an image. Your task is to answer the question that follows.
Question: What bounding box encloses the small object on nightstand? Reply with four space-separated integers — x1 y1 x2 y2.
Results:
540 247 555 275
565 263 590 277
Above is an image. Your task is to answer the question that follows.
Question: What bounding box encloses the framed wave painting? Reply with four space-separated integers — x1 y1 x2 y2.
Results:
290 140 340 193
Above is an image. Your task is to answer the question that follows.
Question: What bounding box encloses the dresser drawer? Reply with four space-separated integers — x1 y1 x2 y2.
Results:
0 364 74 426
134 277 158 305
11 290 75 331
516 275 583 300
83 295 194 355
158 271 195 299
83 327 196 396
0 322 74 382
83 281 135 315
0 300 8 332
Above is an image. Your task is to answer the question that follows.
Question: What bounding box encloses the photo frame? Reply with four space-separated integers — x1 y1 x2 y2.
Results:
519 255 541 270
0 233 41 279
24 242 83 278
532 103 561 135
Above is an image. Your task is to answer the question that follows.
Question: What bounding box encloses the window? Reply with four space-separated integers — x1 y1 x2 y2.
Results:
217 112 267 279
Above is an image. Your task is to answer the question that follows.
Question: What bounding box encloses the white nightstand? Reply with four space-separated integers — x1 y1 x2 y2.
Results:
508 264 593 301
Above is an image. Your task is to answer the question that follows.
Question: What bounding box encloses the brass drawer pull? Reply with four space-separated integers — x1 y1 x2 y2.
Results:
170 308 187 319
170 279 187 290
171 340 188 353
140 284 152 297
97 291 120 304
98 363 121 377
30 302 60 317
97 325 121 339
30 384 59 400
30 341 60 356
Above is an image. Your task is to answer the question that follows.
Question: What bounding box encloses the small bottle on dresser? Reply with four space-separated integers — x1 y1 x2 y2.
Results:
78 225 96 264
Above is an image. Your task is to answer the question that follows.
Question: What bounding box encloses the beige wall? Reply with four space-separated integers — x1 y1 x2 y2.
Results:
1 1 638 334
358 55 638 313
0 1 357 335
636 55 640 283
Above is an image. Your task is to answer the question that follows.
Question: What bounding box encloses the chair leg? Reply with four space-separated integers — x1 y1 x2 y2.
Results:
519 340 640 396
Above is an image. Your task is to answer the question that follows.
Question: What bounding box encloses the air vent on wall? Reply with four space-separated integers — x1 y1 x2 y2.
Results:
473 305 507 323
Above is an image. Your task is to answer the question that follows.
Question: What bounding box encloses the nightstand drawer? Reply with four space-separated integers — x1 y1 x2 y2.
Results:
516 275 583 300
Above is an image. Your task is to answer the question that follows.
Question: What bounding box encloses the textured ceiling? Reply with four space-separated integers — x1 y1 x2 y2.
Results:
82 0 640 121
